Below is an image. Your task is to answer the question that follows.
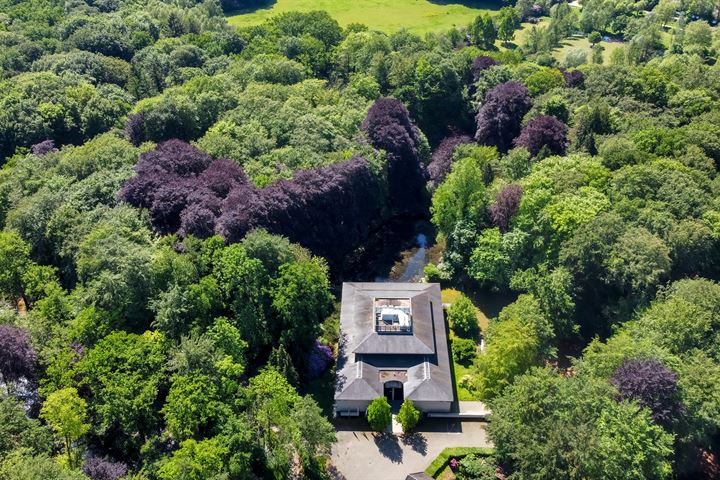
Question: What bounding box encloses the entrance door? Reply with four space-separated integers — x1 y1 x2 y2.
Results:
383 381 404 402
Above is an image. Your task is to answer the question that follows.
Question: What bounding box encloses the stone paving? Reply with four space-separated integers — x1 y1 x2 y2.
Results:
329 418 491 480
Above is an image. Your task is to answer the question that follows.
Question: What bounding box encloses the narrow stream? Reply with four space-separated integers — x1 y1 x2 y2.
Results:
338 219 440 284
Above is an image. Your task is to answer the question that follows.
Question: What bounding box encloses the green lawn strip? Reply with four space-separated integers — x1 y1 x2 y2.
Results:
425 446 495 478
452 359 479 401
227 0 502 34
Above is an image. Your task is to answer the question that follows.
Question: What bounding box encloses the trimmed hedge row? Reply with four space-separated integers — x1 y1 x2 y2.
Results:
424 446 495 478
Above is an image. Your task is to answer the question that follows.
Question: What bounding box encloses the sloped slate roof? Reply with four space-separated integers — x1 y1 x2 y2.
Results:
335 282 453 405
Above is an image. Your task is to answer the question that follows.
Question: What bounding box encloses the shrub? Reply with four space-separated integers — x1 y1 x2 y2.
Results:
82 457 128 480
458 453 497 480
306 340 333 380
453 337 478 365
424 262 449 283
564 49 588 68
562 68 584 87
425 447 495 478
366 397 392 431
447 296 480 338
397 399 421 433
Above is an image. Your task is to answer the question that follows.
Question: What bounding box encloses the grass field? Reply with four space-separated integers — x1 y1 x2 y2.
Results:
227 0 502 34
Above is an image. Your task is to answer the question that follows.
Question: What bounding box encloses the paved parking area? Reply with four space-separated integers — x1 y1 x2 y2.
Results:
329 418 491 480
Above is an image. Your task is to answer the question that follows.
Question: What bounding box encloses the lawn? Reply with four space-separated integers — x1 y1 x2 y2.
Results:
452 359 478 400
227 0 502 34
510 17 625 65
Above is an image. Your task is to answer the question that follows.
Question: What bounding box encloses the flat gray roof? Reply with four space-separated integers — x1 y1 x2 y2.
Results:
335 282 453 404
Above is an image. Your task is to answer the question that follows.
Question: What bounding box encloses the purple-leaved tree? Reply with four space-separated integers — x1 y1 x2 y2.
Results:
427 135 473 188
489 184 523 232
610 357 683 426
125 112 146 147
513 115 568 157
362 97 428 215
0 324 37 384
475 81 533 153
471 56 500 80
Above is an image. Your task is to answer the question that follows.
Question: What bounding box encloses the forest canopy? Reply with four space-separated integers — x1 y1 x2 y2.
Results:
1 0 720 478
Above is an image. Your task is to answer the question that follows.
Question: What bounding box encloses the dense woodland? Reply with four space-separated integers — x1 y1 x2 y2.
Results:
0 0 720 478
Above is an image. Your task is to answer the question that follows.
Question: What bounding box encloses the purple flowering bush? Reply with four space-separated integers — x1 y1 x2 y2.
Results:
306 340 333 380
82 457 128 480
30 139 58 156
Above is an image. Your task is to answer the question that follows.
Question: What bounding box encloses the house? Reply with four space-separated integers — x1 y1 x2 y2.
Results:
334 282 454 416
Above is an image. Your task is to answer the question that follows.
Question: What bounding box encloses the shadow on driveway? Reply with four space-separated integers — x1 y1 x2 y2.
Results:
374 433 404 463
401 433 428 456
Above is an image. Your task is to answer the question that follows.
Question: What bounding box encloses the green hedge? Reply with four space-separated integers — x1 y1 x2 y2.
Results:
425 446 495 478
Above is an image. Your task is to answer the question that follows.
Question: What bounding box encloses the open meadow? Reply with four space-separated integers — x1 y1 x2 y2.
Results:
227 0 501 34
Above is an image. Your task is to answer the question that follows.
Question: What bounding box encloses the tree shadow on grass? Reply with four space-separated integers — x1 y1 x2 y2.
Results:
225 0 276 15
401 432 428 456
373 433 403 464
427 0 504 10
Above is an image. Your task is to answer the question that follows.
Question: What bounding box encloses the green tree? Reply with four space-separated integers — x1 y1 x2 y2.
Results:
0 395 52 457
290 395 336 465
77 331 167 457
0 451 88 480
270 257 333 362
397 399 421 433
469 228 512 289
510 265 575 338
0 231 31 308
475 316 541 399
588 31 602 46
524 67 565 96
366 397 392 432
268 343 300 387
488 367 674 479
606 227 671 299
497 7 520 46
431 147 494 237
470 14 497 49
158 437 229 480
162 373 224 441
447 295 480 339
40 388 90 467
591 43 605 64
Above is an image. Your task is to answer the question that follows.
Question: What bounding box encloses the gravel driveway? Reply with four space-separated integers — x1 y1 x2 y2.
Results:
329 418 491 480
